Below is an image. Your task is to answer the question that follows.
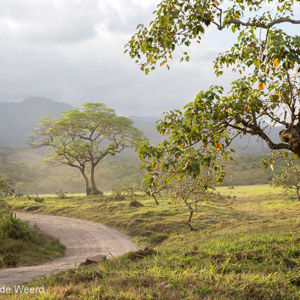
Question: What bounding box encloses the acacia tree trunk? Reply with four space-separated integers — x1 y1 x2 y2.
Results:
90 163 98 194
80 168 91 195
297 187 300 201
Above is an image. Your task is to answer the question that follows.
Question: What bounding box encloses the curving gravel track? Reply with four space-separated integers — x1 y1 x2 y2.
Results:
0 212 138 286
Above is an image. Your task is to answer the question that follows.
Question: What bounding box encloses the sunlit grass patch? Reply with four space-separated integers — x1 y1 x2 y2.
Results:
4 185 300 299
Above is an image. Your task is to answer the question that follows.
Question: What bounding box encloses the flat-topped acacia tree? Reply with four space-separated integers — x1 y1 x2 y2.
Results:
29 103 145 195
126 0 300 188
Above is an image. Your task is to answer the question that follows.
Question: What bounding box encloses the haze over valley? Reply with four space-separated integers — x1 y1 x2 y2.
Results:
0 97 284 194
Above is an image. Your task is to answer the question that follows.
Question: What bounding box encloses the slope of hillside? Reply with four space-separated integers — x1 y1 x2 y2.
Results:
0 96 283 156
0 97 72 146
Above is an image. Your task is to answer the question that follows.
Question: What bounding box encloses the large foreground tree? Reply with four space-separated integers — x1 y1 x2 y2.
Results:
29 103 144 195
126 0 300 186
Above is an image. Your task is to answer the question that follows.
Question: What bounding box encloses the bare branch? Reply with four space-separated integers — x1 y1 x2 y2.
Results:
218 18 300 30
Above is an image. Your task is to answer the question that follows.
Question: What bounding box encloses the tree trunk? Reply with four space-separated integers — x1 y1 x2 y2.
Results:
230 174 234 189
297 187 300 201
151 193 159 205
90 163 98 194
188 210 194 231
80 169 90 195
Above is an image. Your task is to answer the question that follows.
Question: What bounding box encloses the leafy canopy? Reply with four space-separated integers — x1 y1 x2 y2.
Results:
126 0 299 73
270 165 300 200
29 103 145 194
127 0 300 186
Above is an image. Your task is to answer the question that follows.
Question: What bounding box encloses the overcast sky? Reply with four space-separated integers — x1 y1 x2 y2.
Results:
0 0 298 117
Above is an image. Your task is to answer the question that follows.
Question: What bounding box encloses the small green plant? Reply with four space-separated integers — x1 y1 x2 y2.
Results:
87 188 104 196
166 178 229 231
34 197 44 203
0 212 32 240
34 193 44 203
56 188 68 199
126 184 138 201
111 184 143 206
111 186 126 200
92 189 103 196
14 193 24 198
129 199 144 207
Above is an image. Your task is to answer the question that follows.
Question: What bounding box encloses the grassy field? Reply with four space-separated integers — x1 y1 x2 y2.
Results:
3 185 300 299
0 201 65 269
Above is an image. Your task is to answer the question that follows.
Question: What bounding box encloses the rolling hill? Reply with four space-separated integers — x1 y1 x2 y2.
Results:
0 97 72 146
0 97 283 156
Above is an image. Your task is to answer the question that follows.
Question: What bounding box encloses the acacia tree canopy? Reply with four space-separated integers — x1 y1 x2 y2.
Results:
127 0 300 181
29 103 145 195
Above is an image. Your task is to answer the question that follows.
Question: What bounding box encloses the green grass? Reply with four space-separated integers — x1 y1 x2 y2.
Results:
3 185 300 299
0 200 65 269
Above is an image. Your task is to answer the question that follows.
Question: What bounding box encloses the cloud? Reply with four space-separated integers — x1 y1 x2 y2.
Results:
0 0 101 43
0 0 159 44
0 0 242 117
96 0 160 34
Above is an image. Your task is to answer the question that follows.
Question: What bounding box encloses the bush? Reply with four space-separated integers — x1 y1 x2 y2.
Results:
0 256 4 268
111 187 126 200
88 188 104 196
0 200 11 215
92 189 103 196
129 199 144 207
56 188 68 199
3 252 19 267
0 212 32 241
34 197 44 203
14 193 24 198
0 174 15 197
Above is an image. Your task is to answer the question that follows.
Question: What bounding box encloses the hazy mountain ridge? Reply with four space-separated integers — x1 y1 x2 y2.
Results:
0 97 72 146
0 97 283 156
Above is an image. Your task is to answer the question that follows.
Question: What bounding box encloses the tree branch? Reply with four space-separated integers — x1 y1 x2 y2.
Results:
218 18 300 30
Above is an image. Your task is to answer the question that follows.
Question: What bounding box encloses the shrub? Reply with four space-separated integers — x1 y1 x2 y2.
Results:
129 199 144 207
3 252 19 267
92 189 103 196
34 196 44 203
0 256 4 268
111 187 126 200
88 188 104 196
56 188 68 199
0 200 11 215
0 212 32 241
0 174 15 197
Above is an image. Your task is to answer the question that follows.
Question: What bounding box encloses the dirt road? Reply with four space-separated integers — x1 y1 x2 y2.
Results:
0 212 138 286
